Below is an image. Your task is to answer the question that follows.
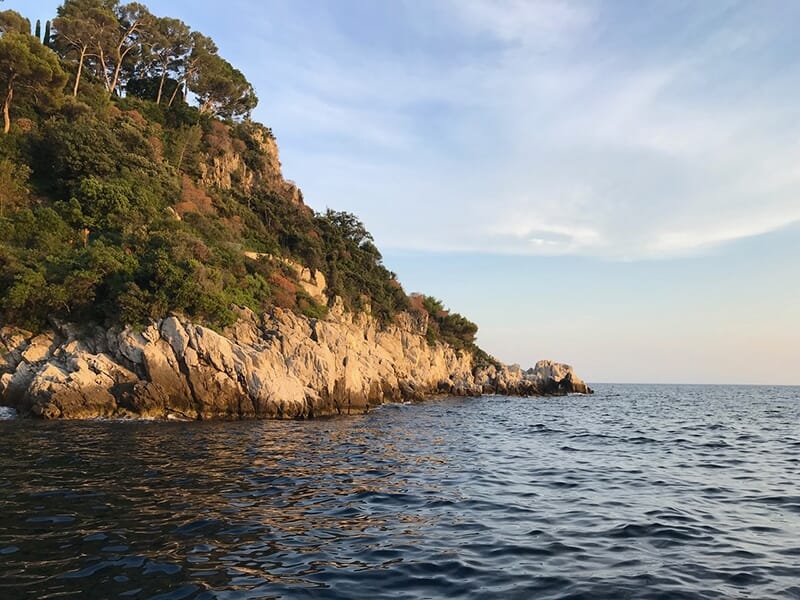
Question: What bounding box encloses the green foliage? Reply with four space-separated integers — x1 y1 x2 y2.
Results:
297 292 328 320
416 294 480 352
0 1 491 366
439 312 478 350
50 0 256 118
192 53 257 120
317 209 409 323
472 346 502 370
0 29 67 133
422 295 444 316
126 75 180 103
0 9 30 34
0 156 30 217
52 1 113 97
143 15 191 104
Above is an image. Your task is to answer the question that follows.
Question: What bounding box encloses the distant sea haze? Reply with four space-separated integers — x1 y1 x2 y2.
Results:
2 384 799 598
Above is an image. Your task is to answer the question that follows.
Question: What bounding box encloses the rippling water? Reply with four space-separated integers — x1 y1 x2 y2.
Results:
2 384 800 599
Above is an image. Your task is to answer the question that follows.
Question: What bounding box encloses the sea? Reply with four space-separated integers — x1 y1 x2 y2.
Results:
1 384 799 599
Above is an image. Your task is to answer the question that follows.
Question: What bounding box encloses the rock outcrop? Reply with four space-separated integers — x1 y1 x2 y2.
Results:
242 253 327 305
199 121 304 205
0 302 591 420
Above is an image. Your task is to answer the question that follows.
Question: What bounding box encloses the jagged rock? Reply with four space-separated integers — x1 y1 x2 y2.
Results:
142 340 193 412
473 359 591 397
20 333 56 364
161 316 191 359
198 122 304 206
1 327 30 374
0 299 591 420
241 254 327 305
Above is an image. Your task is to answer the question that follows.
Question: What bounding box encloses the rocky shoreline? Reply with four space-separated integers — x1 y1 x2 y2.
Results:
0 300 591 420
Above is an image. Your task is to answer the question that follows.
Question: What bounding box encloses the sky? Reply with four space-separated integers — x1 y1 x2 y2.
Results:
13 0 800 384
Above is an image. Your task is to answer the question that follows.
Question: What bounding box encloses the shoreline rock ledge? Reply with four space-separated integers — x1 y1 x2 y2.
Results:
0 302 592 420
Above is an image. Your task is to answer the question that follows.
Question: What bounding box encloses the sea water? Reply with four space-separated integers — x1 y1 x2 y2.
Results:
1 384 799 599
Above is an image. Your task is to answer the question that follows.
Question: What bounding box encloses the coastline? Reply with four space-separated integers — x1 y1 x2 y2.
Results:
0 299 591 420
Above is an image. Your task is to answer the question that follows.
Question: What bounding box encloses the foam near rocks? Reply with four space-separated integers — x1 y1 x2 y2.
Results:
0 406 18 420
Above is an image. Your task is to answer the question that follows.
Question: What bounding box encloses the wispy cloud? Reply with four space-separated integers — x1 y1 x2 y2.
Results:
229 0 800 260
444 0 595 45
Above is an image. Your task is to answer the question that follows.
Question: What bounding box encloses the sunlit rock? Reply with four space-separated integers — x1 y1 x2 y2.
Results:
0 299 591 420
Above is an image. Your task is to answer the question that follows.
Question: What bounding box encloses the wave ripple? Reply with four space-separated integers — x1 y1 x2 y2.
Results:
1 383 799 598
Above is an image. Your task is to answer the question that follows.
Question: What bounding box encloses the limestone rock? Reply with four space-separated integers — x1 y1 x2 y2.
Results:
241 254 327 304
0 299 591 420
198 122 304 205
21 333 55 364
528 360 592 394
1 327 31 374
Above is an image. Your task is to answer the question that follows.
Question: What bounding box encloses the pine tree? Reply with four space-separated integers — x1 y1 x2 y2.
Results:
43 20 51 47
35 19 41 40
0 31 67 133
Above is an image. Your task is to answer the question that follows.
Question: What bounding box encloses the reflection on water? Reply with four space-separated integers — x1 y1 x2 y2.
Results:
1 386 800 599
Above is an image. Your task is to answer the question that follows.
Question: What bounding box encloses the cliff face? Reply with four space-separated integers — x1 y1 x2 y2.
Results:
0 303 591 420
199 122 304 205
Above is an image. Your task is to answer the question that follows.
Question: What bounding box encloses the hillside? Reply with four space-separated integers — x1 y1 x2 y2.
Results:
0 2 487 359
0 2 592 418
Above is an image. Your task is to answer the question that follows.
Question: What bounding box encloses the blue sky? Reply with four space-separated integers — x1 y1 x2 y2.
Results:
14 0 800 384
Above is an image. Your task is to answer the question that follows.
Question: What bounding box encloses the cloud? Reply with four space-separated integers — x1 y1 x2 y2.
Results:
444 0 595 45
237 0 800 260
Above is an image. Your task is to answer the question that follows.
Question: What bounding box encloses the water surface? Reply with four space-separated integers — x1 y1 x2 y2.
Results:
1 384 799 599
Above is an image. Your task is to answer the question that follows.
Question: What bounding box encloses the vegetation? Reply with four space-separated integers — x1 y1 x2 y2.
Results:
317 210 409 323
0 2 489 363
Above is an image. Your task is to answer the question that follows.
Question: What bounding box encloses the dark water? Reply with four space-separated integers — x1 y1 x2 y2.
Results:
1 384 800 599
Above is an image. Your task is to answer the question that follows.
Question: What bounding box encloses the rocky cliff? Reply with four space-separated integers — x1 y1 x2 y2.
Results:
199 121 304 205
0 302 591 420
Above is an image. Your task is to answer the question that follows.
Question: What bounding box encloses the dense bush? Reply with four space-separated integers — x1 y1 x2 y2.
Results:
415 295 477 351
317 210 409 323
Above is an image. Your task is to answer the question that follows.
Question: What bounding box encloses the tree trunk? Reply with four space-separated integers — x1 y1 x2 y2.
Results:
73 47 86 97
98 48 112 92
3 80 13 134
109 46 133 95
156 70 167 105
110 64 121 96
168 79 181 106
176 141 187 170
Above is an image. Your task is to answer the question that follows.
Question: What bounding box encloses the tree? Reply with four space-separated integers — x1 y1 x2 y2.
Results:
144 16 190 104
0 31 67 133
168 123 203 170
125 75 176 101
0 158 30 216
43 20 51 47
321 209 374 247
34 19 41 40
167 30 214 106
97 2 153 96
52 2 111 97
0 9 30 34
191 53 257 119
